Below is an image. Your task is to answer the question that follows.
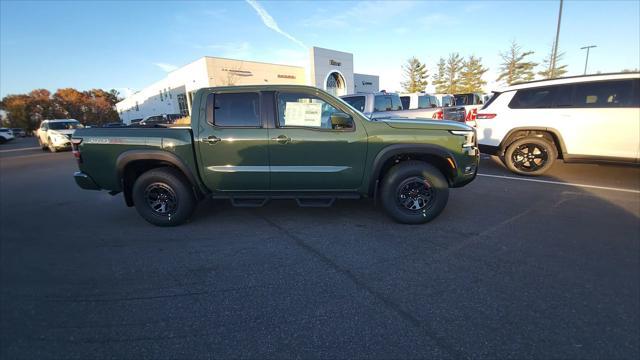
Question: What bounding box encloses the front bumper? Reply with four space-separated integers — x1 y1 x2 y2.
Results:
74 171 100 190
451 146 479 188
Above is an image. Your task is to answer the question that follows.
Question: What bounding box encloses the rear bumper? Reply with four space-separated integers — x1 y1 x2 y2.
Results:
74 171 100 190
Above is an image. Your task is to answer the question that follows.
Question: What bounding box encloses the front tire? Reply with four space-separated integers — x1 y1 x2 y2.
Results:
48 138 57 153
380 161 449 224
504 137 557 176
132 167 196 226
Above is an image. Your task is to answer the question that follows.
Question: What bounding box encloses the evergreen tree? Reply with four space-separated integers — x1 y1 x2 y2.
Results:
496 41 537 85
459 56 489 93
538 43 568 79
432 58 448 93
444 53 463 93
401 57 429 92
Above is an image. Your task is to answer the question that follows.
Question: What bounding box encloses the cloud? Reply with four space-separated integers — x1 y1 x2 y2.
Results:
245 0 306 48
154 63 178 72
195 42 251 59
302 1 416 29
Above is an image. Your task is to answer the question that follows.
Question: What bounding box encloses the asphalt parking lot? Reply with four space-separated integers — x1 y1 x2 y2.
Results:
1 137 639 359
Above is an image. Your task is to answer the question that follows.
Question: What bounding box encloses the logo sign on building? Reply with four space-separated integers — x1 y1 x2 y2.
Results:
277 74 296 79
362 81 373 85
329 60 341 66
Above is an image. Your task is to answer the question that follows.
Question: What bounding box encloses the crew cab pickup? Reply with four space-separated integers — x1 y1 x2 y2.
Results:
72 85 478 226
340 92 437 120
436 93 485 123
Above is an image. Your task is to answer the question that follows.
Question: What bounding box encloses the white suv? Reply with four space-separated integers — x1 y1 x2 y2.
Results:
36 119 83 152
475 72 640 175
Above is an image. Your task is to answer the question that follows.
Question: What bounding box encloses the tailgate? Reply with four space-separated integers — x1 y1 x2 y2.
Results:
443 106 466 122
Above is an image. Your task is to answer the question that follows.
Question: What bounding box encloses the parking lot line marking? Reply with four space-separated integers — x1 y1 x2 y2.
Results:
0 146 41 153
477 173 640 194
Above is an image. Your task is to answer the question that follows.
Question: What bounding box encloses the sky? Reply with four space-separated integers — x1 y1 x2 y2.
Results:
1 0 639 98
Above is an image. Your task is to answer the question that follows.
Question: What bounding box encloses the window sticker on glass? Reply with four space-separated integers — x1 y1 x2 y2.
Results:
283 101 323 127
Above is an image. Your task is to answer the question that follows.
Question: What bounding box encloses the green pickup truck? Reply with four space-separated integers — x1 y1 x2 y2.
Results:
72 85 478 226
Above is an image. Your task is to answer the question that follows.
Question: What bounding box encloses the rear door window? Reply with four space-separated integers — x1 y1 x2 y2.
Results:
509 87 557 109
572 80 635 107
210 92 261 127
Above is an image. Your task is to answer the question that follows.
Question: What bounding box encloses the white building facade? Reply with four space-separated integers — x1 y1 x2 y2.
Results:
116 46 379 124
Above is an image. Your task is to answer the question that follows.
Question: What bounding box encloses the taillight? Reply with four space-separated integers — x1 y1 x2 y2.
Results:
465 108 478 121
432 110 443 120
476 113 496 119
71 138 82 163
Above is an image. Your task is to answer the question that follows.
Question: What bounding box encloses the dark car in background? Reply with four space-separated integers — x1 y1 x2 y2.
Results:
135 113 183 127
11 128 26 137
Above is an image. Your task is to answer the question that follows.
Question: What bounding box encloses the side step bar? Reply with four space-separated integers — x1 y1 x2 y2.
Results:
212 192 360 208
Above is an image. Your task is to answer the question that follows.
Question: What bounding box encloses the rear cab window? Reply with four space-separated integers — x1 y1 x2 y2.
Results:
342 96 366 112
374 95 392 112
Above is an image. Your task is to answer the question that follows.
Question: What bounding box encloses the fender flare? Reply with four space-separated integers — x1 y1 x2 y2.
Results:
500 127 568 156
369 144 458 195
115 150 200 206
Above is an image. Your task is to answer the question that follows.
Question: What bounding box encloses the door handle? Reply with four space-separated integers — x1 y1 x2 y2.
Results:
203 135 221 144
271 135 291 144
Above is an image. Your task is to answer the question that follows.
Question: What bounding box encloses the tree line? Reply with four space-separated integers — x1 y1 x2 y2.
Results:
0 88 121 131
401 40 572 94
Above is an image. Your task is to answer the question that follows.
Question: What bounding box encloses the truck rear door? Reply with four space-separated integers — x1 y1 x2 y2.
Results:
195 91 270 191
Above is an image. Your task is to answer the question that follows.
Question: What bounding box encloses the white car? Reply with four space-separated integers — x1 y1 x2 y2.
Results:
0 128 15 144
36 119 83 152
475 72 640 175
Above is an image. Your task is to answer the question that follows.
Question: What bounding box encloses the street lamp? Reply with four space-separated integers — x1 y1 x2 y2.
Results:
580 45 597 75
551 0 564 77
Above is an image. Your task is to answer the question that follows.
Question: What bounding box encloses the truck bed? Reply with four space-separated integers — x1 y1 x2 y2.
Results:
73 127 198 192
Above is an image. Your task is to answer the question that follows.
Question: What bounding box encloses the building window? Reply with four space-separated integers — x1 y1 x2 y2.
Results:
177 94 188 116
135 102 139 111
159 90 164 101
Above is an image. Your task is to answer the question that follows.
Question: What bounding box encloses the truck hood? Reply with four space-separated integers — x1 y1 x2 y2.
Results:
378 117 473 131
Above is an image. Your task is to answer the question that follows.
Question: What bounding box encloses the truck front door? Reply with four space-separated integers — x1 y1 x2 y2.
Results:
268 90 368 191
196 91 270 191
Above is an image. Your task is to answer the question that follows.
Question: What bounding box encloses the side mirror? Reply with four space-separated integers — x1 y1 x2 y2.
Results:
330 112 353 129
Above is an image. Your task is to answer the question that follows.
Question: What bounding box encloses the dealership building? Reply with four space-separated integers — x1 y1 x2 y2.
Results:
116 46 379 123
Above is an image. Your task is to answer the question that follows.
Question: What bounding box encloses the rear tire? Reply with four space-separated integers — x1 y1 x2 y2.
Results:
132 167 196 226
504 137 556 176
380 161 449 224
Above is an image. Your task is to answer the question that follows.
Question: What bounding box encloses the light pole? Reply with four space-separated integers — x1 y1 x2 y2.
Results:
551 0 564 77
580 45 597 75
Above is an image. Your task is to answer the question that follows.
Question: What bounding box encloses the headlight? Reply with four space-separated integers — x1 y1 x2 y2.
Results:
450 130 475 148
52 133 68 143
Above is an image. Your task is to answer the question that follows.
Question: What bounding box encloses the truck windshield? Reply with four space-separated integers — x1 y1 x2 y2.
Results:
49 121 82 130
